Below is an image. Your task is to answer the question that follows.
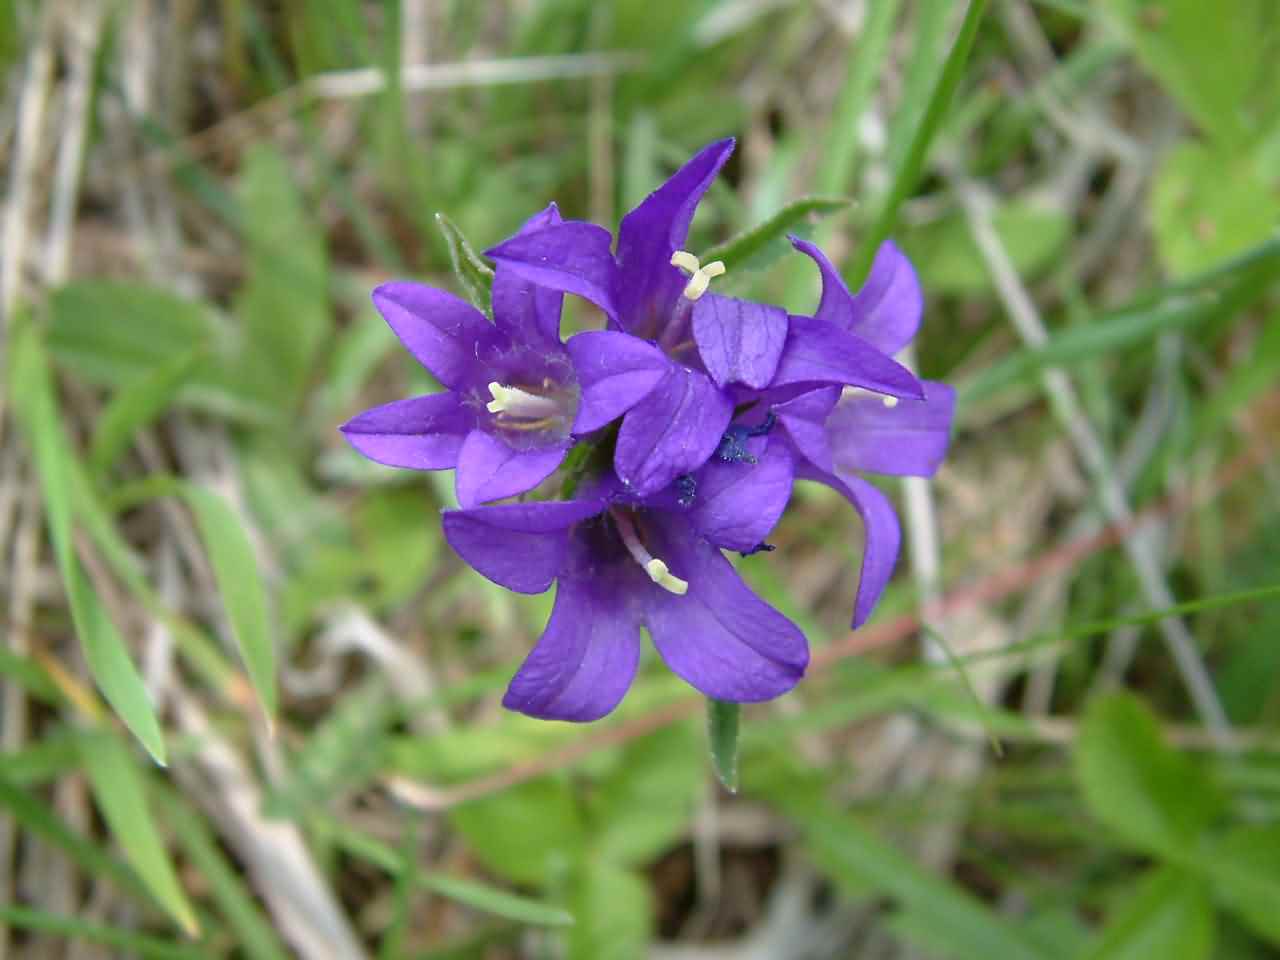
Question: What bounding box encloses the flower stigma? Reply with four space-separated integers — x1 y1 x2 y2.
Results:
670 250 726 302
611 508 689 595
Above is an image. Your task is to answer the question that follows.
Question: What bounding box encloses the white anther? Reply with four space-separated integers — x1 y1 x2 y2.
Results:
486 381 561 418
612 508 689 597
670 250 726 302
644 558 690 595
882 395 899 408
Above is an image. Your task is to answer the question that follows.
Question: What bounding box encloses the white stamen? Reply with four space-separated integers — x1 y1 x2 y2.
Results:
486 381 561 418
612 509 689 596
882 395 899 408
645 559 690 596
670 250 726 302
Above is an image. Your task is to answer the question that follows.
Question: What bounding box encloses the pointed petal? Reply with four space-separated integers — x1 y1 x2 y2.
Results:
614 366 733 497
486 221 620 324
771 314 924 399
566 330 670 434
686 438 794 551
848 240 923 356
502 573 641 722
692 293 788 389
773 386 840 474
371 282 498 392
828 380 956 477
454 430 569 507
442 498 605 594
798 464 901 628
791 236 858 330
640 513 808 702
340 392 476 469
491 203 566 347
791 237 923 355
615 138 735 332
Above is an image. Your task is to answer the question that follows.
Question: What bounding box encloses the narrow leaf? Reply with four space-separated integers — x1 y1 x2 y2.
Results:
90 348 205 476
79 733 200 936
707 699 740 792
436 212 496 313
701 196 852 272
9 324 166 763
0 907 202 960
179 485 277 724
418 873 574 928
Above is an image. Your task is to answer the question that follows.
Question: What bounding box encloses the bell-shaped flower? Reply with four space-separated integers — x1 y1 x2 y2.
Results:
340 205 582 507
441 430 805 721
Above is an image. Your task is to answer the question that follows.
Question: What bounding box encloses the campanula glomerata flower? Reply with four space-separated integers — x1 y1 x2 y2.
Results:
441 429 803 721
486 139 927 498
341 205 581 507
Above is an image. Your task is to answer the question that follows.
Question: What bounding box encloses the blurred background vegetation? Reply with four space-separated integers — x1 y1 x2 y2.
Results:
1 0 1279 957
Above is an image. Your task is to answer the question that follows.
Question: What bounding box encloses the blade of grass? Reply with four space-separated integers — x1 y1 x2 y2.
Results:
80 731 200 936
0 907 203 960
852 0 988 280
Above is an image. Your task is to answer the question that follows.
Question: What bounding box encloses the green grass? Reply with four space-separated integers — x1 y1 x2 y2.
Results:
2 0 1278 957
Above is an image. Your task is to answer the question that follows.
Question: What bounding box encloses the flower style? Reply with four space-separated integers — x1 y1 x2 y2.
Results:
441 427 804 721
341 205 581 507
486 139 926 498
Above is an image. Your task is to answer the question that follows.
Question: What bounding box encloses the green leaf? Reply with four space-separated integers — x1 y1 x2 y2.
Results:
1204 824 1280 944
450 778 585 887
0 907 203 960
178 485 277 724
90 348 204 476
700 195 852 272
566 862 651 960
435 212 496 313
900 198 1070 295
418 873 575 928
799 808 1051 960
1098 0 1279 148
707 699 740 792
592 722 702 867
1081 867 1213 960
852 0 989 279
79 732 200 936
9 324 166 764
1150 142 1280 278
1074 693 1224 858
235 144 330 408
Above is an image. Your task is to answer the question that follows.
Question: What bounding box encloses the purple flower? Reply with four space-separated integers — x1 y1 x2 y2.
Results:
769 238 957 627
486 139 926 499
340 205 582 507
442 431 805 721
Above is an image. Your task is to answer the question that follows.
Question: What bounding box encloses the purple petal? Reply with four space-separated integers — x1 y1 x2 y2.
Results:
502 573 641 722
614 366 733 497
454 430 570 507
848 240 923 356
692 293 788 389
371 282 498 393
790 236 858 331
771 314 924 399
442 498 606 594
566 331 670 434
798 464 901 628
827 380 956 477
491 203 566 347
686 438 794 551
640 513 808 702
791 237 923 355
615 139 735 333
773 386 840 474
340 392 476 469
486 221 620 324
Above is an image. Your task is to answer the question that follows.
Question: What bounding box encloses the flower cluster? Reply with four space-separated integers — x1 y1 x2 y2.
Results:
342 139 955 722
